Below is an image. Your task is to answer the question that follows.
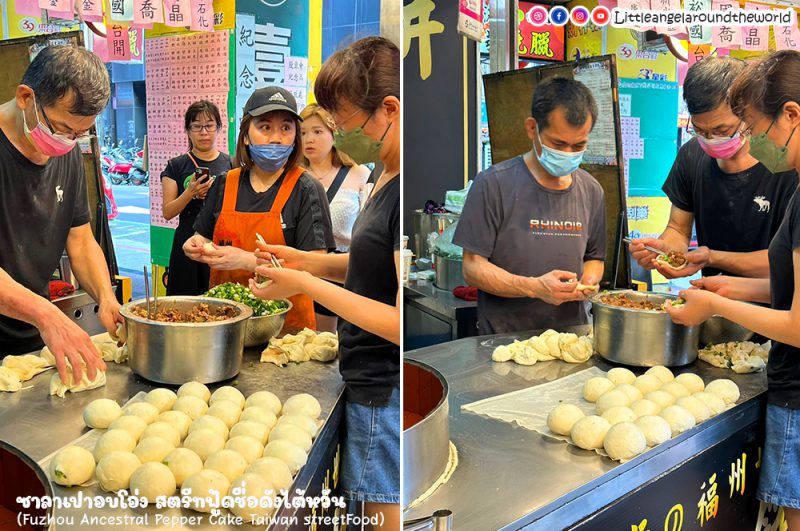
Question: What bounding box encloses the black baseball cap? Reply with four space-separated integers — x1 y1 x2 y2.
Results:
243 86 302 120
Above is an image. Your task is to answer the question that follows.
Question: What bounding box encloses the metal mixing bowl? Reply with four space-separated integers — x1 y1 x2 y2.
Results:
699 315 754 346
591 290 700 367
120 296 253 384
244 300 292 347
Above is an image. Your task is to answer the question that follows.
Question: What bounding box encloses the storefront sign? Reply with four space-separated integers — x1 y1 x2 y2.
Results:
190 0 213 32
687 0 712 44
711 0 743 48
742 3 770 51
457 0 484 42
133 0 164 25
107 23 132 61
775 21 800 51
162 0 190 27
235 12 257 126
518 1 565 62
79 0 105 22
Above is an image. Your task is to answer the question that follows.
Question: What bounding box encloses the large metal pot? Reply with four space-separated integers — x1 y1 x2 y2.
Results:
244 300 292 348
699 315 754 346
591 290 700 367
120 297 253 384
403 359 450 508
434 255 465 292
0 439 53 530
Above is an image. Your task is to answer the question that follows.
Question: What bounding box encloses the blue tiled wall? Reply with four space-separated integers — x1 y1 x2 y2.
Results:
322 0 381 61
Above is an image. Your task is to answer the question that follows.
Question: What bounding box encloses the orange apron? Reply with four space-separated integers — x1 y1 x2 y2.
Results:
209 167 316 333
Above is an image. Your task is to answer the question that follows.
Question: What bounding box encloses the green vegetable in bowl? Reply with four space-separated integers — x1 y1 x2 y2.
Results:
204 282 289 317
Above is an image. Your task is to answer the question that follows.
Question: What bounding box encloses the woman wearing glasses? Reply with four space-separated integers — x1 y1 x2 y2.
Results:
161 101 232 295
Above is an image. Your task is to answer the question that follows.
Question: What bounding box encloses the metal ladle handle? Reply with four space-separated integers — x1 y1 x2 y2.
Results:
142 266 151 319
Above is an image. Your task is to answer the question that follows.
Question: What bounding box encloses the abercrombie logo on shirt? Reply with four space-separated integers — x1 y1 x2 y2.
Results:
530 219 584 237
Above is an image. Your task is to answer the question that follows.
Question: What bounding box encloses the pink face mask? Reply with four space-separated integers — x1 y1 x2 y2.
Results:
21 96 77 157
697 132 744 160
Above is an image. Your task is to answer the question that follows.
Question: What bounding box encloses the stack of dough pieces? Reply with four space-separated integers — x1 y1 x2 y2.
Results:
546 365 739 461
51 384 324 513
261 328 338 367
699 341 769 374
491 330 593 367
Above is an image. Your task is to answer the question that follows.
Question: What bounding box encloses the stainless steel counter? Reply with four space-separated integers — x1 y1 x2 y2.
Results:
0 345 344 529
404 281 477 350
403 326 768 530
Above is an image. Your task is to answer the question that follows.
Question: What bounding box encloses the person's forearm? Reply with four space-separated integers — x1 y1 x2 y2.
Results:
163 189 193 221
68 237 117 305
299 252 350 283
714 297 800 347
719 277 772 303
582 260 604 283
0 267 57 331
463 258 533 298
708 250 770 278
300 273 399 344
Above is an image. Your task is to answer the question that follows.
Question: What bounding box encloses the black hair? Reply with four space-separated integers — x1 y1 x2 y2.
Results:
531 77 597 131
684 56 746 115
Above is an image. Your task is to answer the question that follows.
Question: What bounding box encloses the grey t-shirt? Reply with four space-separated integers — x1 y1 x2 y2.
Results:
453 155 607 334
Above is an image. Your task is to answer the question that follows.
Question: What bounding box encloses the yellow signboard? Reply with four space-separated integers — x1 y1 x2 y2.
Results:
627 196 674 285
5 0 80 40
606 26 677 82
566 0 603 61
145 0 234 37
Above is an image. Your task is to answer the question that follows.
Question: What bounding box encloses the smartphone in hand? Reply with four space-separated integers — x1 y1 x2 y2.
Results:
195 167 210 183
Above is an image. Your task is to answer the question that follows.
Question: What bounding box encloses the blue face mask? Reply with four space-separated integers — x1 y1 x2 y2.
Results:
248 143 293 173
534 128 586 177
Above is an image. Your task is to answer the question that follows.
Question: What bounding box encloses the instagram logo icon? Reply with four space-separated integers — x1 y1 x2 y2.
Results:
526 5 549 26
570 6 591 26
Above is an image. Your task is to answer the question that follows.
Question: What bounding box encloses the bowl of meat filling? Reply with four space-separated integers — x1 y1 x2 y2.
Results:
590 290 699 367
120 297 253 384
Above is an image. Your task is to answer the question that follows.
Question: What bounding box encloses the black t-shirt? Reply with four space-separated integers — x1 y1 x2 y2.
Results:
160 152 233 226
194 169 335 251
767 186 800 408
338 176 400 406
662 138 798 276
0 129 89 355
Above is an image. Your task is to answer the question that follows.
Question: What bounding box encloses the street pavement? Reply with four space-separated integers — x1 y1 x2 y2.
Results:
108 183 150 299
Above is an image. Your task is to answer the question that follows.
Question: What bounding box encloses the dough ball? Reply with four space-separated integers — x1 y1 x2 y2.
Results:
601 406 636 425
210 386 245 409
263 440 308 474
661 381 691 399
246 457 293 492
583 377 616 403
172 396 209 420
123 402 160 424
96 452 141 492
595 389 630 415
145 388 178 413
182 469 230 513
190 415 230 441
630 399 661 418
607 367 636 386
108 415 148 442
83 398 122 429
603 422 647 460
676 396 711 424
634 374 663 395
634 415 672 446
282 394 321 419
208 400 242 429
546 404 585 436
163 448 203 487
94 429 137 462
133 436 176 464
228 473 277 520
226 436 265 464
50 446 95 486
177 381 211 403
660 405 696 436
615 384 643 403
129 462 176 503
276 415 318 438
645 365 675 384
141 421 181 447
158 410 192 440
240 407 278 430
245 391 282 416
183 429 226 463
267 424 312 452
706 379 740 405
694 391 726 416
675 373 705 394
205 449 249 483
230 421 270 445
644 390 676 409
570 415 611 451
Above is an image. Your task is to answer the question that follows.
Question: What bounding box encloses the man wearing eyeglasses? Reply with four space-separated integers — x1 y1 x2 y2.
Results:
0 46 118 387
629 56 798 283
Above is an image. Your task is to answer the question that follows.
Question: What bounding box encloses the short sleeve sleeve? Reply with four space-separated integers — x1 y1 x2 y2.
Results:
453 171 503 258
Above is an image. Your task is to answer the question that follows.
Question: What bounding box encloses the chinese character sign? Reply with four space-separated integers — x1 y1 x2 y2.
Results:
236 13 257 126
163 0 190 27
191 0 212 32
711 0 742 47
38 0 70 13
518 2 565 61
774 18 800 51
687 0 712 44
742 3 769 51
108 23 132 61
109 0 134 22
134 0 164 25
78 0 105 22
403 0 446 80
